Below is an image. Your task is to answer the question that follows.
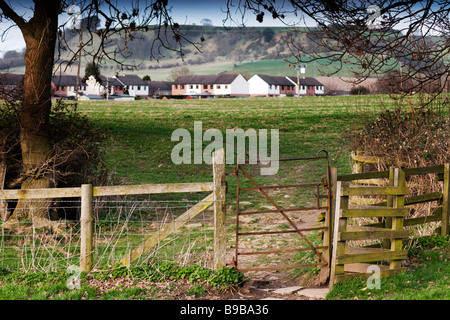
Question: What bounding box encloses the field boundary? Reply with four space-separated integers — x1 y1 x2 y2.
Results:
0 150 227 273
328 163 450 285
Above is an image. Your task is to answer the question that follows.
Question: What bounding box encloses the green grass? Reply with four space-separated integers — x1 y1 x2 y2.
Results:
0 263 248 300
2 94 448 299
327 236 450 300
77 95 391 183
75 95 399 214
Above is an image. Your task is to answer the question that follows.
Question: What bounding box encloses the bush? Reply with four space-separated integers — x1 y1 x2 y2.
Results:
345 107 450 169
350 86 370 95
344 104 450 228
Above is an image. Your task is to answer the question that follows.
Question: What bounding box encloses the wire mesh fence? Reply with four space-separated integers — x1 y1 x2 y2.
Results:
0 194 216 272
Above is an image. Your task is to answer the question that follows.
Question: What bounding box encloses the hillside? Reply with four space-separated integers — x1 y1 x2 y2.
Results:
4 25 395 81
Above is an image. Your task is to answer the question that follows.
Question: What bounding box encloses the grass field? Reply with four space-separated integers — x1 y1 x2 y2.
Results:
2 94 449 300
75 94 398 221
77 95 391 185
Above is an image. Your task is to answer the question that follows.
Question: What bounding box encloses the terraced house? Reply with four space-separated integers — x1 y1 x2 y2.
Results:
172 73 249 97
248 74 297 97
286 76 324 96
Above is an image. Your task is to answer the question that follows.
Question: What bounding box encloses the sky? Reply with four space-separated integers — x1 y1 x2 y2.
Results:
0 0 305 55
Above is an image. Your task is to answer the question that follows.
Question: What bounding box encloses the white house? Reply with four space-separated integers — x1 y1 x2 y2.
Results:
248 74 296 97
172 74 249 97
248 74 278 96
115 75 149 97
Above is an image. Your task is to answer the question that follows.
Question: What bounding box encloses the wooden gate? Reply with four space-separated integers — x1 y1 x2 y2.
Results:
329 167 409 287
231 150 332 276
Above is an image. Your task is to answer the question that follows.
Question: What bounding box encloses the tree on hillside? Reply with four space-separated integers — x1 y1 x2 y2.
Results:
169 66 193 81
200 18 213 26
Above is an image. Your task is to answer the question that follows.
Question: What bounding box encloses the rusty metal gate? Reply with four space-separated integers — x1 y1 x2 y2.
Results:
231 150 332 273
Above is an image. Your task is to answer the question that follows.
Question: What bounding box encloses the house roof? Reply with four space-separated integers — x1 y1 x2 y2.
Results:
52 75 82 87
255 74 294 86
99 76 122 86
0 73 23 86
287 76 323 86
115 75 148 86
147 81 173 91
174 73 240 85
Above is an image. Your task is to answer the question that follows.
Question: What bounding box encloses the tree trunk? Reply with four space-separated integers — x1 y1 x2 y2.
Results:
5 1 60 227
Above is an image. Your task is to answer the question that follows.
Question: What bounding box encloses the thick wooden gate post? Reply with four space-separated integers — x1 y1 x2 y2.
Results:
329 181 349 289
80 184 94 273
442 163 450 236
325 167 338 265
213 149 227 270
390 168 405 270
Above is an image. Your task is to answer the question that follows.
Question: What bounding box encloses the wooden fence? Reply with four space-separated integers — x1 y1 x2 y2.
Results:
337 163 449 236
328 163 450 286
0 149 227 273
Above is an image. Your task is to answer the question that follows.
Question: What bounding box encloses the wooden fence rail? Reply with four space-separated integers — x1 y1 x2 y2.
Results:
336 163 449 236
330 168 410 286
0 149 227 273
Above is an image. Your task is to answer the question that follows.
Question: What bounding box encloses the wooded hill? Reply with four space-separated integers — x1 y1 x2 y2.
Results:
2 25 412 81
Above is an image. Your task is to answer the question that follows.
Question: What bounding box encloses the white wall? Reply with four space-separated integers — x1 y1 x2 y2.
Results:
230 74 249 96
125 84 149 97
248 75 269 96
185 84 203 95
315 85 324 95
214 83 231 95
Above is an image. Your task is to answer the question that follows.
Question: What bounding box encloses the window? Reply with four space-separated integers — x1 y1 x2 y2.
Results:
181 85 184 89
225 85 228 89
196 85 199 89
217 85 221 89
137 86 141 90
203 85 208 89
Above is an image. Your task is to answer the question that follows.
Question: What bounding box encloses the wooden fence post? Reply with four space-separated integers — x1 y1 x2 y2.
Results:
390 168 405 270
324 167 337 265
351 150 364 174
442 163 450 236
329 180 349 289
213 149 227 270
80 184 94 273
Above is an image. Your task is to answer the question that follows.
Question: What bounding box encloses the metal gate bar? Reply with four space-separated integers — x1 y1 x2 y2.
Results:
233 150 332 272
